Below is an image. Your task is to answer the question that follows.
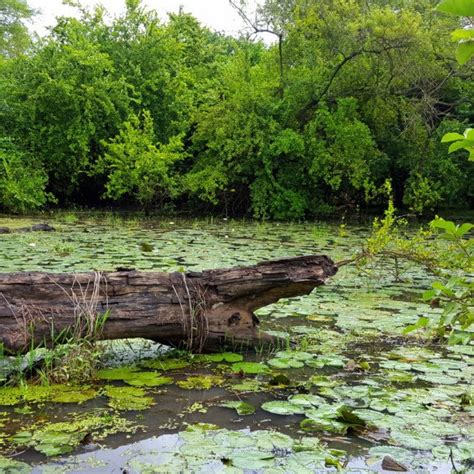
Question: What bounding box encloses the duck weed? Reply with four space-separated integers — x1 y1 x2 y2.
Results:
10 412 139 457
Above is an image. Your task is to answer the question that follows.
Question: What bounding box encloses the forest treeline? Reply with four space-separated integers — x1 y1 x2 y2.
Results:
0 0 472 218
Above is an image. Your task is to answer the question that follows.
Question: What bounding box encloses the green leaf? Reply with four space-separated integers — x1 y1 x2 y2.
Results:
457 223 474 236
441 132 465 142
455 41 474 65
451 29 474 41
437 0 474 16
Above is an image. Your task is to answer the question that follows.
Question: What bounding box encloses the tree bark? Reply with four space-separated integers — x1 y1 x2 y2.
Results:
0 255 337 354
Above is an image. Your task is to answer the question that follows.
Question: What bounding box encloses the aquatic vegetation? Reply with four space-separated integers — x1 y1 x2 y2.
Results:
177 375 224 390
124 372 173 387
104 386 154 411
194 352 244 364
0 216 472 471
229 378 264 392
10 412 139 457
220 401 256 415
126 426 345 472
0 456 30 474
0 384 97 407
97 366 140 381
231 362 269 374
141 358 190 371
97 367 172 387
261 400 306 415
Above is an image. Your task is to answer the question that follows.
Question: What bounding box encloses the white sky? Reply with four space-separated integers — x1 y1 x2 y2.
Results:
27 0 252 37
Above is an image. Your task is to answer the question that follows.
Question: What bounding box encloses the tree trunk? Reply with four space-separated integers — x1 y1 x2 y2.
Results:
0 255 337 354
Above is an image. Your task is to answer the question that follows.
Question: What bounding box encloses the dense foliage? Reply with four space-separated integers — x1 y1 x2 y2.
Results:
0 0 472 216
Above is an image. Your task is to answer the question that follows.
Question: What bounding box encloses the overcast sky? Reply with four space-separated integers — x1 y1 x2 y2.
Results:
27 0 253 37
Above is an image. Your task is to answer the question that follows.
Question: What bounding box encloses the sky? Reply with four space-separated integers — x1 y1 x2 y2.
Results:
27 0 253 37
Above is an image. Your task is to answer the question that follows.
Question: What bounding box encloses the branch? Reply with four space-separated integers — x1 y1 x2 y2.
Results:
298 42 413 123
229 0 280 39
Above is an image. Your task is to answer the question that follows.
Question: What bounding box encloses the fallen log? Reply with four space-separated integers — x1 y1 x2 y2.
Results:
0 255 337 354
0 223 55 234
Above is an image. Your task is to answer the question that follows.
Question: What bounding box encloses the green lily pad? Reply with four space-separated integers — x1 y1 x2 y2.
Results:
125 372 173 387
51 386 98 404
447 345 474 356
97 367 139 381
390 429 442 450
417 373 459 384
288 394 325 407
104 386 154 411
267 357 304 369
300 417 348 435
275 351 314 361
261 401 305 415
231 362 269 374
195 352 244 363
230 379 264 392
229 451 275 469
220 401 256 415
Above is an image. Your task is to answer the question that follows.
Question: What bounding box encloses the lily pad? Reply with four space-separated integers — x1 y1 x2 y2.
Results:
231 362 269 374
97 367 139 381
288 394 325 407
125 372 173 387
220 401 256 415
267 357 304 369
261 401 305 415
230 379 264 392
104 386 154 411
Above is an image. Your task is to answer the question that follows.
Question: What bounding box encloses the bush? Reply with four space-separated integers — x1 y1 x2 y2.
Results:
0 138 51 213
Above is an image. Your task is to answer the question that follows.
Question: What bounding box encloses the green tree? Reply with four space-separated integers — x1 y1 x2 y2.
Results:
0 138 51 213
0 0 34 57
98 111 185 209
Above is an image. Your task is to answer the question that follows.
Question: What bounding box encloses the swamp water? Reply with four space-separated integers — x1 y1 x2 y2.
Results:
0 215 472 473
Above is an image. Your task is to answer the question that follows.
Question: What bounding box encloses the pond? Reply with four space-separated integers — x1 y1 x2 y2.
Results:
0 214 472 473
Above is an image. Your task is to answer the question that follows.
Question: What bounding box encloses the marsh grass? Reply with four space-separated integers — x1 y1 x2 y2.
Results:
3 273 110 386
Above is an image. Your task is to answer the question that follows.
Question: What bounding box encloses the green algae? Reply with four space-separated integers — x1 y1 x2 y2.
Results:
124 372 173 387
0 456 31 474
0 385 97 407
177 375 224 390
10 412 140 457
104 385 155 411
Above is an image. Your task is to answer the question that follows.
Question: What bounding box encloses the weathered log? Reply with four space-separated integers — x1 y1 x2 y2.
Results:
0 255 337 354
0 223 55 234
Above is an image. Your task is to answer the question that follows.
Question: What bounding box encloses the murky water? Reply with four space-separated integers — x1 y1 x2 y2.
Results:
0 214 472 473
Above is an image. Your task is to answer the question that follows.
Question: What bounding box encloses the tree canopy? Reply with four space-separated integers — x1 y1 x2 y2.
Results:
0 0 472 216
